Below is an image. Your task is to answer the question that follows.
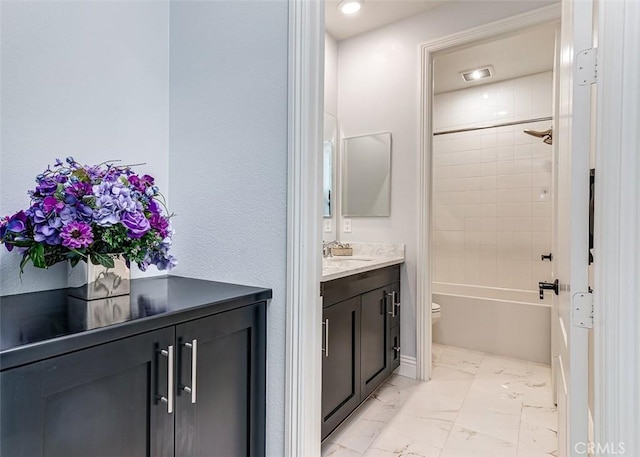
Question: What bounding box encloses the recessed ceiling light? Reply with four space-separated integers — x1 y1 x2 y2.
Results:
461 66 494 82
338 0 362 15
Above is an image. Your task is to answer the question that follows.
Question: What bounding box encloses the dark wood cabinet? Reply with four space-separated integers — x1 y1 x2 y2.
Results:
1 328 175 457
321 297 361 439
320 265 402 440
361 286 391 399
175 303 266 457
0 277 270 457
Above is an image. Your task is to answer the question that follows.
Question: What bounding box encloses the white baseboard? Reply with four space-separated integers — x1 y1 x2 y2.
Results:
394 355 417 379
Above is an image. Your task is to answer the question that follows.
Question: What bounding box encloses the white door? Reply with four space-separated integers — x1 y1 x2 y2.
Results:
552 0 596 455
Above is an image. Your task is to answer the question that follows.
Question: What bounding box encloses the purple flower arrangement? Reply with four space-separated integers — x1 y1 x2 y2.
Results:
1 157 176 272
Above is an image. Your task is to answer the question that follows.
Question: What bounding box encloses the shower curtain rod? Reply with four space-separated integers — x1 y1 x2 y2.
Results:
433 116 552 136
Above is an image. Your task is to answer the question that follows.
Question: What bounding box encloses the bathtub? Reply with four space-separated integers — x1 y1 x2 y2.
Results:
432 282 551 364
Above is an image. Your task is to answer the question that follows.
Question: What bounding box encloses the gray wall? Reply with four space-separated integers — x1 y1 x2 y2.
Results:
335 0 557 359
168 2 289 454
1 1 289 454
0 0 170 295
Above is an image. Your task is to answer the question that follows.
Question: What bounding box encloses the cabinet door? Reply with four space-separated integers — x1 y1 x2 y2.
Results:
175 302 266 457
0 328 175 457
360 286 392 399
321 297 361 440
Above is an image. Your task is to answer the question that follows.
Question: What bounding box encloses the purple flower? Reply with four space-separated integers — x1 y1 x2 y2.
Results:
147 199 160 215
121 211 150 238
35 177 58 195
42 196 65 214
3 211 27 234
149 214 169 238
65 181 92 198
4 159 175 272
33 217 62 245
60 221 94 249
1 211 28 252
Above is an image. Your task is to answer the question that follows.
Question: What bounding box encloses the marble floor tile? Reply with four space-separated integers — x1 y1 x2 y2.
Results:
474 354 530 381
443 425 519 456
453 410 521 444
436 346 485 375
322 442 364 457
325 418 388 454
372 413 454 451
322 345 557 457
461 382 524 416
517 420 558 456
521 405 558 432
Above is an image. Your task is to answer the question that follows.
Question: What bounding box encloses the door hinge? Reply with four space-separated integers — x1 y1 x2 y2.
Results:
576 48 598 86
572 291 594 328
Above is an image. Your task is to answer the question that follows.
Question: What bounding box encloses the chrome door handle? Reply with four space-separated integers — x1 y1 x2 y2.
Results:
183 339 197 404
158 345 174 414
393 346 401 355
322 319 329 358
387 291 399 317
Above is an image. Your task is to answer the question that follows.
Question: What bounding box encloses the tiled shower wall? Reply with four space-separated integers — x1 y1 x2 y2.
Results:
432 72 553 291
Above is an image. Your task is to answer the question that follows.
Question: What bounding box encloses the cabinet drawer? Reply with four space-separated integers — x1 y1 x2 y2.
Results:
321 265 400 307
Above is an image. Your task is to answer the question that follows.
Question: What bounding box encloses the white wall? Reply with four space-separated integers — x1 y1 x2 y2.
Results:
0 1 170 295
325 34 339 119
433 72 554 291
336 0 557 359
168 2 288 455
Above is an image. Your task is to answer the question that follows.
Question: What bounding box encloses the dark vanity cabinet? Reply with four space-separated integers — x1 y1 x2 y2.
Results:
321 297 361 438
320 265 401 440
0 277 270 457
174 304 266 457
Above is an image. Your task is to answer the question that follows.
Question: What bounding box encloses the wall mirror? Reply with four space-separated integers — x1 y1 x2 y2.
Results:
342 132 391 217
322 113 338 241
323 113 337 218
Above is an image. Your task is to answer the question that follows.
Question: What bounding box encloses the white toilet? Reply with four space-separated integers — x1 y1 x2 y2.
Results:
432 302 441 324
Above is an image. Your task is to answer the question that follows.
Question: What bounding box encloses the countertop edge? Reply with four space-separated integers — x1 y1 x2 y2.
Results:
321 257 405 282
1 279 272 371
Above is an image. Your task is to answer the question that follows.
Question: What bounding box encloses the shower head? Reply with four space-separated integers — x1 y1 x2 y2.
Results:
524 128 553 145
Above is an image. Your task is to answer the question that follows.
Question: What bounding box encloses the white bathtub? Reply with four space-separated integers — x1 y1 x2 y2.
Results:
432 282 551 364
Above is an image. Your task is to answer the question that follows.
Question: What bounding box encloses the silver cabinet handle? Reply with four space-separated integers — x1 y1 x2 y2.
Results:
387 291 400 317
183 339 197 404
159 345 174 414
322 319 329 358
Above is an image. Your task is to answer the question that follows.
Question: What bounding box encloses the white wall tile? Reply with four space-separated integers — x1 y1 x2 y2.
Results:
497 160 514 175
433 72 553 292
495 146 513 161
532 202 551 218
464 177 483 191
480 231 498 245
514 144 533 159
464 190 483 204
480 189 497 203
496 203 514 217
513 202 532 217
480 176 497 190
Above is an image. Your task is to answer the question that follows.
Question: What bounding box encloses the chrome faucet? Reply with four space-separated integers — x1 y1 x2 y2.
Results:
322 240 341 258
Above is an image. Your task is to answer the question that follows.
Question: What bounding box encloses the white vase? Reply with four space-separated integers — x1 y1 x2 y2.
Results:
68 255 130 300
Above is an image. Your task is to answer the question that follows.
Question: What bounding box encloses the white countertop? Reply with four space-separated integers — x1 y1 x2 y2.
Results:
321 255 404 282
